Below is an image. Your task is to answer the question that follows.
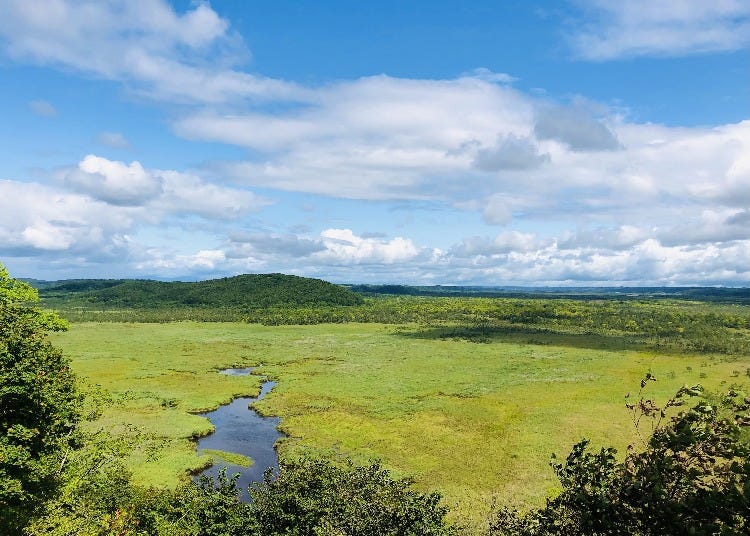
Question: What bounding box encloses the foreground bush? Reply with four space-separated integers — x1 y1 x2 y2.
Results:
489 381 750 536
0 264 81 535
29 459 455 535
250 458 455 536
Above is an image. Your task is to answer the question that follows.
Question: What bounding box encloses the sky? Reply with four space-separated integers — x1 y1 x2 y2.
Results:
0 0 748 285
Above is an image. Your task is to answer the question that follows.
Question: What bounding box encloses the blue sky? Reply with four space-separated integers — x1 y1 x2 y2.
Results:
0 0 748 285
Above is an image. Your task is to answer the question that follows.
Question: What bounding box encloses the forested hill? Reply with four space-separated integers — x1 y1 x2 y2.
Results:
33 274 363 308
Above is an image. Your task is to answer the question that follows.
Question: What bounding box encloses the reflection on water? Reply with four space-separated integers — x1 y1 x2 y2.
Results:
218 367 255 376
196 369 282 500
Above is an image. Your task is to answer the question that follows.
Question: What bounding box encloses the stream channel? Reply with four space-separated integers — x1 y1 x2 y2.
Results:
195 368 283 500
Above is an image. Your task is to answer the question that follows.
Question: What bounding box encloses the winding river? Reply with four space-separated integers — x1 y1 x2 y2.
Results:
195 368 283 500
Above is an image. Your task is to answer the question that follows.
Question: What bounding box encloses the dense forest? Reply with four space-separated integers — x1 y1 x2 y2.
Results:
35 274 363 309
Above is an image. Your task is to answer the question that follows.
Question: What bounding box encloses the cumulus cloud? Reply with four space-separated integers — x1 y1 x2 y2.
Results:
176 74 534 200
7 169 747 285
315 229 422 265
0 179 134 256
473 135 550 171
440 234 750 286
65 154 163 206
655 210 750 246
0 0 303 103
157 170 270 219
62 155 268 217
451 231 540 256
557 225 649 251
228 232 326 258
569 0 750 60
137 249 227 273
128 229 434 280
176 72 747 257
212 227 750 286
174 73 675 217
1 2 749 285
534 105 620 151
28 99 57 117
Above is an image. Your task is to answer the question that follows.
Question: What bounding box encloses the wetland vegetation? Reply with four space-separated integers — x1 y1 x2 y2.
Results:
3 266 749 534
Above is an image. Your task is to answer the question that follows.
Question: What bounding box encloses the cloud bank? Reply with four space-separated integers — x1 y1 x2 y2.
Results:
568 0 750 60
0 0 748 285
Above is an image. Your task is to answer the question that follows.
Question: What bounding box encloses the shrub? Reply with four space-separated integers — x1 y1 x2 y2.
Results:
0 264 82 534
489 380 750 536
250 458 456 536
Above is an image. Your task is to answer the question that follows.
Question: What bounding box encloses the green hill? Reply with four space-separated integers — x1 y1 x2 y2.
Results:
38 274 363 309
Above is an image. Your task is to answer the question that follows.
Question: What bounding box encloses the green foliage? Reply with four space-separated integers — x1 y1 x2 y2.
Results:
201 449 253 467
0 263 82 534
127 471 255 536
29 459 455 536
120 459 454 535
249 458 456 536
39 273 363 310
45 286 750 356
488 381 750 536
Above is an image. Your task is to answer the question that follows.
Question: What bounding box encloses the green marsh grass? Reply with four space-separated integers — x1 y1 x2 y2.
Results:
53 322 750 529
200 449 253 467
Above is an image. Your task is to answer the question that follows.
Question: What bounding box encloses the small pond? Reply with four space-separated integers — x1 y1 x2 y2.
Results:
195 368 283 500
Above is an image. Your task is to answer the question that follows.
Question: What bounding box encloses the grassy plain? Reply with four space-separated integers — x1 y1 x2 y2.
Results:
52 321 750 529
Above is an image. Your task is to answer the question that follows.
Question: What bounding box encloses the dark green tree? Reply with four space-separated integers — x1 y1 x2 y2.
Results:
249 458 456 536
0 263 82 534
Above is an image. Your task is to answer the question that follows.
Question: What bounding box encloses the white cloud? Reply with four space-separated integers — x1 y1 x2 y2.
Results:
215 228 750 285
473 135 550 171
28 99 57 117
557 225 649 251
65 154 163 206
128 229 431 279
227 232 325 258
439 234 750 286
462 67 517 84
137 249 227 272
1 3 749 285
62 155 269 217
176 73 747 226
452 231 540 256
569 0 750 60
157 169 270 219
6 173 746 284
21 220 75 250
0 179 134 255
177 74 536 200
314 229 421 265
534 105 620 151
0 0 304 104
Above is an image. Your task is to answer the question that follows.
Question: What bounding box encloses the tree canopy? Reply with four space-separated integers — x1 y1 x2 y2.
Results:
0 263 82 534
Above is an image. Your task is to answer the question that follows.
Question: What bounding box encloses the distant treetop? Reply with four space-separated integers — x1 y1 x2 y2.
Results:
35 273 363 309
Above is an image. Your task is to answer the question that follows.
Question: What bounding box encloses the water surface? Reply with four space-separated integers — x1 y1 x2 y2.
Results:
196 370 282 499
